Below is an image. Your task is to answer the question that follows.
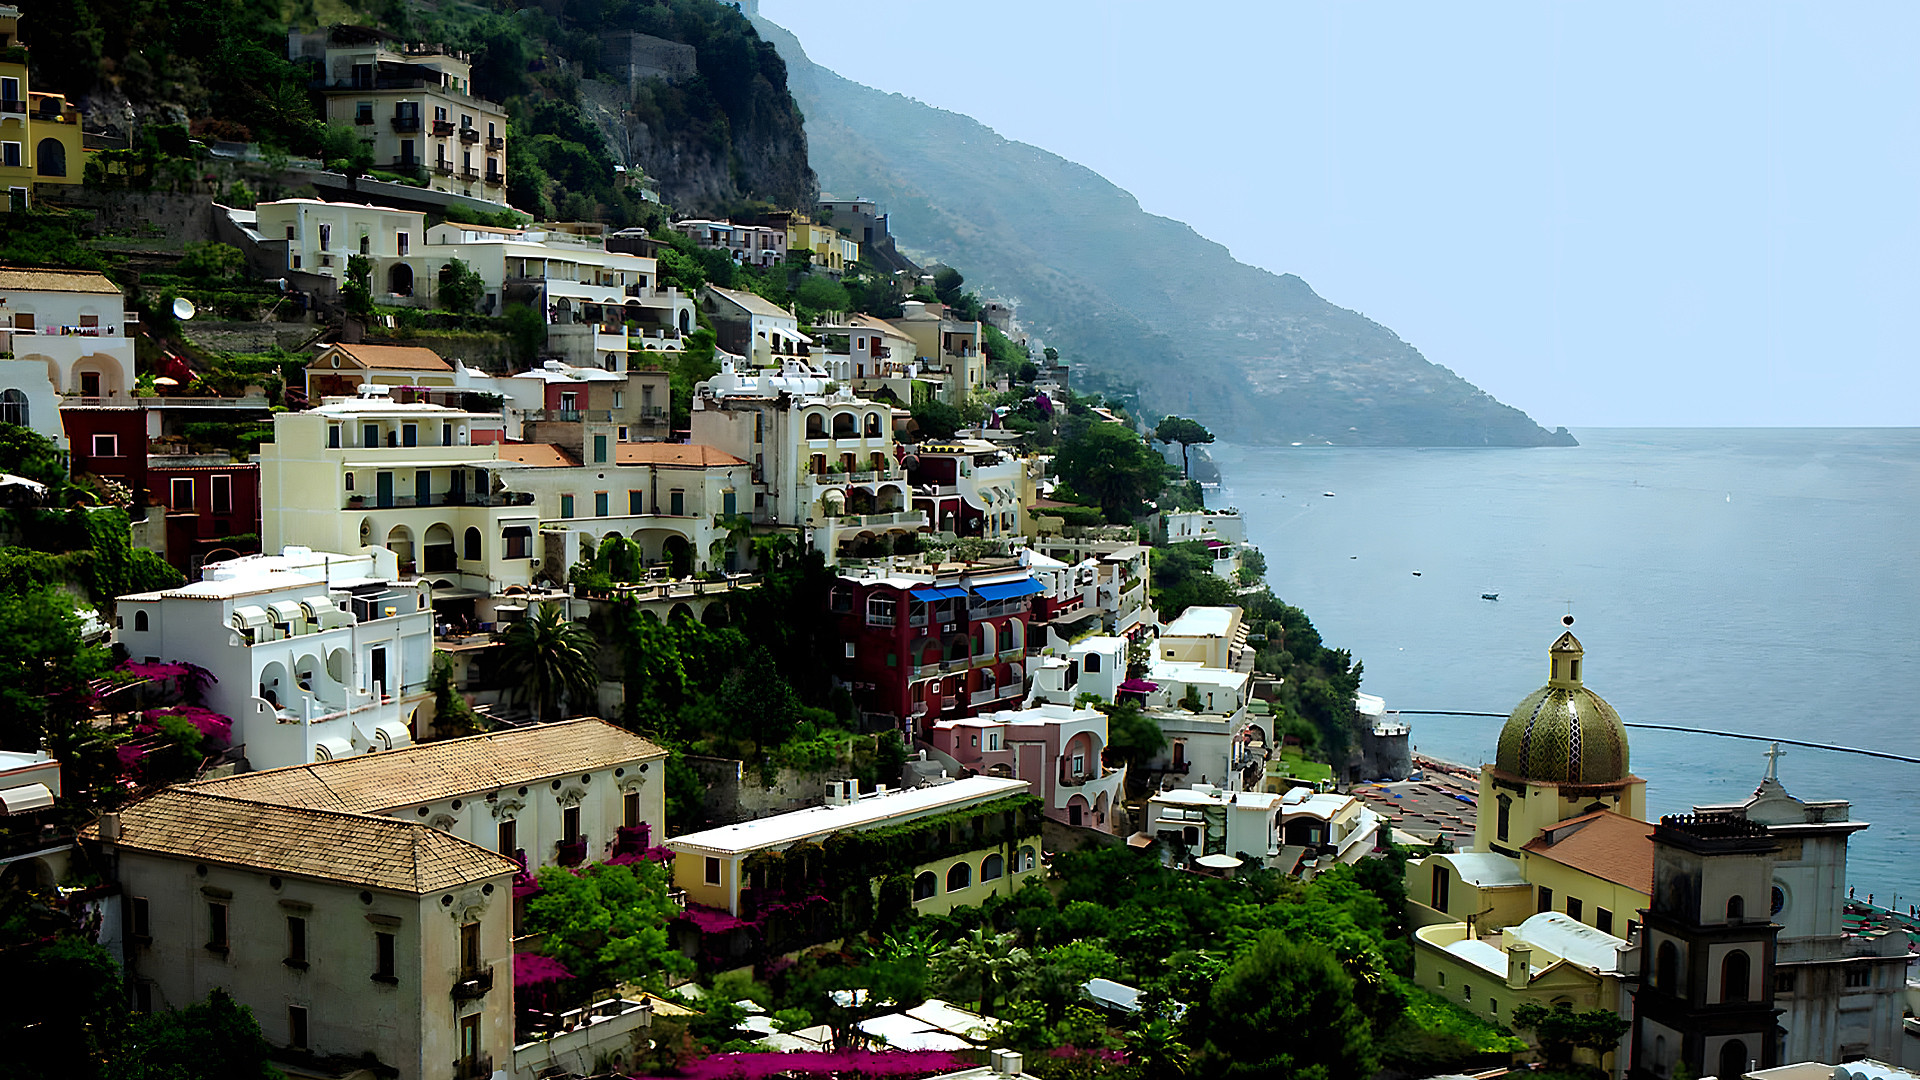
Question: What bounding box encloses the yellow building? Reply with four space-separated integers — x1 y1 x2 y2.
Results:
0 4 86 209
1406 628 1653 1079
786 220 861 275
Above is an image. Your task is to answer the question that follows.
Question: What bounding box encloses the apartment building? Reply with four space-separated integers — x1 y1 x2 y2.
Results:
691 356 926 561
1164 508 1253 580
0 266 135 400
88 789 519 1080
670 218 788 268
0 4 85 209
906 438 1027 542
502 359 671 445
891 300 984 407
700 286 807 361
786 219 860 274
814 313 926 404
294 24 508 202
115 547 431 769
251 198 430 298
926 703 1128 833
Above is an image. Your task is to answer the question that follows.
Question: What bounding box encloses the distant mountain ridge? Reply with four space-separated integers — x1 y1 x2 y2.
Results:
753 15 1573 448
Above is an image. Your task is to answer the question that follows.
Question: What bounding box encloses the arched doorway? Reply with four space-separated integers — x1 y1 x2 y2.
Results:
385 524 415 572
35 138 65 177
388 262 414 297
661 535 692 578
423 523 455 572
1719 1040 1748 1080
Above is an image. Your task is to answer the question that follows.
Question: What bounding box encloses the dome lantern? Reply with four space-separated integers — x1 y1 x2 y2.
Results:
1495 628 1631 785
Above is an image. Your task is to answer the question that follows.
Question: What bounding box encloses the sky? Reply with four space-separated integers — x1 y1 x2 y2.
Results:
759 1 1920 428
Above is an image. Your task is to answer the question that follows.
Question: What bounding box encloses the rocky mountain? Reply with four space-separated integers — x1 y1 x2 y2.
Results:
752 16 1572 448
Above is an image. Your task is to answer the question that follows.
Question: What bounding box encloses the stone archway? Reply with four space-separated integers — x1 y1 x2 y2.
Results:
388 262 415 297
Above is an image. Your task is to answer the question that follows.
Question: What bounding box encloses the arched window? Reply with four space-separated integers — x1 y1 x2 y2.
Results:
35 138 66 177
913 871 937 901
1719 1040 1748 1080
0 388 28 427
832 412 857 438
1721 948 1750 1003
464 527 482 561
1496 794 1512 842
981 852 1004 881
806 413 826 439
946 862 971 891
133 610 150 632
865 412 882 437
1083 653 1101 673
1726 894 1745 923
1657 940 1680 994
1431 865 1451 913
1017 845 1036 872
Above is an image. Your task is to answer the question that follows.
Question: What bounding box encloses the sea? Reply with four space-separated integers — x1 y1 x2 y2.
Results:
1208 428 1920 907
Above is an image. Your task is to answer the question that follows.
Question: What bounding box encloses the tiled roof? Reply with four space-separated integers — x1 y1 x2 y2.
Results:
0 266 122 294
193 718 668 813
498 443 577 467
312 343 453 372
1522 809 1655 893
83 789 514 894
705 285 794 320
615 443 747 468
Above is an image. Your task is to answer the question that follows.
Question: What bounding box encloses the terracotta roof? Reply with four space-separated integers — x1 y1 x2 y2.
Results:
497 443 577 467
192 718 668 813
0 266 122 295
1522 809 1655 893
616 443 747 468
311 343 453 372
83 789 514 894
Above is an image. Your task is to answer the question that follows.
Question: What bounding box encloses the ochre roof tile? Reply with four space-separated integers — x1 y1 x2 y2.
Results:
1522 809 1655 893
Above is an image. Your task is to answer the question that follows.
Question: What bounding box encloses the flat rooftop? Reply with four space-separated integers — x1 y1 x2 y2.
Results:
668 775 1030 856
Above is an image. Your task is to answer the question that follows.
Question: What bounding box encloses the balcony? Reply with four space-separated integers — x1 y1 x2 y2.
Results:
487 136 504 151
451 965 494 1001
433 161 453 176
0 98 24 114
355 112 374 125
432 119 456 136
452 1055 493 1080
484 169 503 185
343 490 533 510
391 114 422 132
460 166 479 180
459 127 480 143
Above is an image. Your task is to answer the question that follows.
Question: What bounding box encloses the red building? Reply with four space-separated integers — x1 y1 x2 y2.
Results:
830 563 1043 739
144 459 262 573
60 405 150 502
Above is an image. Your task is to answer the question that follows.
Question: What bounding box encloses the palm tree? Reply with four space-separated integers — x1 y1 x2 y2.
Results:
1125 1017 1192 1077
498 602 599 722
933 927 1029 1017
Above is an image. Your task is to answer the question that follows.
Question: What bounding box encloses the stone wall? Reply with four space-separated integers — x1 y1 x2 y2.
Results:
684 755 856 827
182 321 317 355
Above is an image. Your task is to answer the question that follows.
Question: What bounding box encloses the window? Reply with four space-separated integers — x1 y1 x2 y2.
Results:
212 474 233 513
562 806 581 845
1489 998 1498 1015
669 489 685 515
1726 894 1745 922
946 862 971 891
91 433 119 457
374 931 397 982
1 142 20 168
629 490 644 515
130 896 151 939
913 871 938 901
593 434 607 463
595 491 609 517
504 527 531 559
560 494 575 518
981 852 1004 881
460 921 481 974
623 791 640 829
208 902 229 952
1845 966 1871 989
464 527 482 561
344 473 355 491
398 231 409 255
1431 866 1451 913
1496 794 1511 842
442 422 453 446
0 388 28 427
866 596 896 627
288 1006 308 1049
1083 653 1101 673
1657 940 1680 992
1774 970 1796 994
1071 752 1086 776
81 371 101 397
318 223 331 251
359 233 370 256
287 916 308 965
362 423 378 447
1596 907 1613 935
170 477 193 509
402 423 417 447
459 1013 481 1067
1567 897 1583 923
1719 1040 1748 1080
497 819 516 856
705 856 722 885
1462 983 1472 1001
830 587 852 613
1537 886 1554 914
133 610 150 632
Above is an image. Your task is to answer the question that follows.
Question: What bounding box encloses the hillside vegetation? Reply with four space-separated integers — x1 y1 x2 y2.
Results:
752 16 1573 448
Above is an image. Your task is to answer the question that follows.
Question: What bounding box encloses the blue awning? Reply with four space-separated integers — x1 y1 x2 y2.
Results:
971 579 1044 602
909 585 967 601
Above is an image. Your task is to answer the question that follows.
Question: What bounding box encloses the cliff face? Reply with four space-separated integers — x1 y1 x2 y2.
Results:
754 17 1572 448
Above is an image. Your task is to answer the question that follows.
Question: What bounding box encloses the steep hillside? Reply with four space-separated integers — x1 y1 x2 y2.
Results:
753 16 1572 447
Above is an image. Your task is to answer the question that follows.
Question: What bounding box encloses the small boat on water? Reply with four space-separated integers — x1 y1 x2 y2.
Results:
1411 571 1422 577
1322 491 1336 497
1482 593 1500 601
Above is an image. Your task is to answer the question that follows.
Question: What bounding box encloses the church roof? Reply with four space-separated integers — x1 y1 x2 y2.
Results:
1522 809 1654 894
1495 630 1631 785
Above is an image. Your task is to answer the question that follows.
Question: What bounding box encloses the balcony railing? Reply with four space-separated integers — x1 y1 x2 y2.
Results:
344 490 534 510
487 136 504 151
484 170 503 185
391 114 422 132
433 161 454 176
459 127 480 143
460 165 479 179
451 965 494 1001
432 119 456 136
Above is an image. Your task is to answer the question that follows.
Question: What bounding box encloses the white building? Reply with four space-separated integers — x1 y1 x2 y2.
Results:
0 356 64 447
671 218 787 268
691 356 925 561
814 313 922 403
1158 605 1245 670
1164 508 1251 580
0 266 135 401
190 718 669 875
88 788 519 1080
1146 782 1381 872
250 198 431 298
115 546 430 769
700 285 807 361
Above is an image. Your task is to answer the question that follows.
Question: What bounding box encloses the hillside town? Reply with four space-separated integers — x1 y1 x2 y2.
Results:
2 3 1918 1080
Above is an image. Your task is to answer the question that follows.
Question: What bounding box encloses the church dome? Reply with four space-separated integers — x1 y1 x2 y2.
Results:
1495 630 1631 785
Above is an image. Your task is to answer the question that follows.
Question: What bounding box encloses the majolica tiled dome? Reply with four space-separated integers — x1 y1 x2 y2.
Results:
1495 631 1630 785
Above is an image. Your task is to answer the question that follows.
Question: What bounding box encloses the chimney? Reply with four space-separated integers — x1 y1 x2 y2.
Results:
99 812 121 842
989 1048 1025 1075
1506 941 1532 990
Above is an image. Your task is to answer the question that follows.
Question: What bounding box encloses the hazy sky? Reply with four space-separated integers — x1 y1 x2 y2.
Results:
760 1 1919 428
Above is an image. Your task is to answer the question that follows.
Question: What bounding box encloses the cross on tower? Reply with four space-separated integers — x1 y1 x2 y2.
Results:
1763 741 1786 782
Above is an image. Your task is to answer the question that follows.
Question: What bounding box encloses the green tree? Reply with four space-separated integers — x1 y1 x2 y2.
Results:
0 424 69 487
342 254 374 317
1052 419 1171 522
0 583 108 751
1198 931 1376 1079
525 859 693 990
910 397 965 442
503 301 547 363
1127 1016 1193 1077
437 258 485 313
1102 701 1167 786
316 123 374 178
0 934 127 1080
1510 1001 1631 1071
933 927 1031 1017
1154 416 1216 479
794 275 851 316
498 602 599 722
122 988 282 1080
177 240 244 282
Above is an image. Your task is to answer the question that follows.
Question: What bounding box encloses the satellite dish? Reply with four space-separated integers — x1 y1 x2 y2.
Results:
171 297 197 321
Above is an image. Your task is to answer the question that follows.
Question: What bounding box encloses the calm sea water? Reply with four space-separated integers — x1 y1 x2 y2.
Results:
1209 429 1920 905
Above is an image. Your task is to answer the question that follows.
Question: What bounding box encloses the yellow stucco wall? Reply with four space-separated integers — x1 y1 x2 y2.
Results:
1519 854 1649 938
